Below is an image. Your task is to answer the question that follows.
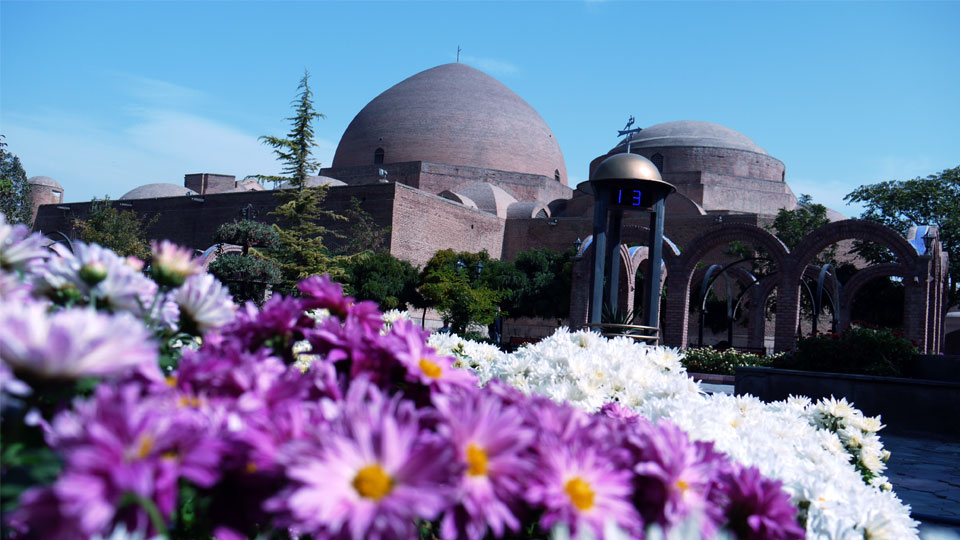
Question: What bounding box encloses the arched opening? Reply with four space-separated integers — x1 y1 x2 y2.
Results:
651 153 664 173
554 169 561 182
374 147 385 164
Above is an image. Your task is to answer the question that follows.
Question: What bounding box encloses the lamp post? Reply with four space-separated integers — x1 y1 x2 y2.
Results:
577 153 675 328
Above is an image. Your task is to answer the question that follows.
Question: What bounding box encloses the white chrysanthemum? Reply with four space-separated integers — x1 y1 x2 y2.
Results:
451 328 919 539
171 274 236 334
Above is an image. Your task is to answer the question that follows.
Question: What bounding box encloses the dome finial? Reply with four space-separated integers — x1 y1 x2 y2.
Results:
457 45 461 63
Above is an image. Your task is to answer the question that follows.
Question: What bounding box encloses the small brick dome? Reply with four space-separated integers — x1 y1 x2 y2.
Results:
614 121 769 155
28 176 63 189
333 63 567 183
120 183 198 200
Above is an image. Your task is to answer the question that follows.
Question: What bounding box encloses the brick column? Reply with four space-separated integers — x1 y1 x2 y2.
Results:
662 261 690 348
774 268 800 353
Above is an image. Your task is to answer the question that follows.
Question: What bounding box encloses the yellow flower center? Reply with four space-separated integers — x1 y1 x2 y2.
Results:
165 375 178 388
352 464 393 501
675 479 690 494
564 476 595 511
419 358 442 379
246 461 259 474
135 435 154 460
466 443 488 476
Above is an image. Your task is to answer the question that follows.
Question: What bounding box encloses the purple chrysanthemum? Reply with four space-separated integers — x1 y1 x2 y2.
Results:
222 294 313 356
434 387 536 540
383 319 478 394
527 421 641 538
717 464 805 540
0 299 160 382
12 384 224 538
267 378 459 540
0 212 49 272
631 420 728 533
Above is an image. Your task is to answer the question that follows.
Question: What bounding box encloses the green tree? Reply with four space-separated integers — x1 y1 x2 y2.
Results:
73 198 158 259
419 249 500 335
0 135 32 225
844 166 960 304
339 197 391 255
256 72 350 290
267 186 348 291
209 220 281 304
490 247 574 320
771 194 835 263
256 71 325 190
343 252 421 311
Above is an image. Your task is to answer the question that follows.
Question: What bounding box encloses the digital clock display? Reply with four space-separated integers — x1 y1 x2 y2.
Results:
613 188 643 207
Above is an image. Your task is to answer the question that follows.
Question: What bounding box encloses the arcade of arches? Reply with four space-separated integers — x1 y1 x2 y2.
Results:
570 219 949 353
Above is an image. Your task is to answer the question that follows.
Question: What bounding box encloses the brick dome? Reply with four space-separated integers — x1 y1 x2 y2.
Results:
614 121 769 155
28 176 63 189
120 183 198 200
333 63 567 183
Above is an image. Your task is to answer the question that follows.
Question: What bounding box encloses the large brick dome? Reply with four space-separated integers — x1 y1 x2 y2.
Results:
332 63 567 184
614 120 768 155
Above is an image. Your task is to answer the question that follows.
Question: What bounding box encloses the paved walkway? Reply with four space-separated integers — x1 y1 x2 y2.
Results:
701 383 960 535
883 431 960 534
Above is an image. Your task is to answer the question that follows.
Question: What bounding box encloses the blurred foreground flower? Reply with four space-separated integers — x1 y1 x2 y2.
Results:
0 299 159 382
172 274 236 335
0 213 48 272
150 240 202 287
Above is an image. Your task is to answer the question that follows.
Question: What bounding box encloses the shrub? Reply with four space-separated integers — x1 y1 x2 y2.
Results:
681 347 778 375
773 326 917 377
208 253 281 304
213 219 279 251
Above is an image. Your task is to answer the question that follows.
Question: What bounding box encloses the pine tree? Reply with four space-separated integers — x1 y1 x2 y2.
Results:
257 71 325 190
256 72 349 290
0 135 33 225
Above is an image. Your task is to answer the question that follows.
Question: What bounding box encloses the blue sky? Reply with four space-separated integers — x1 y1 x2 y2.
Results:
2 1 958 216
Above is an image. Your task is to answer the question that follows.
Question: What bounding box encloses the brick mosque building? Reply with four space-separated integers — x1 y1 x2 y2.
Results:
30 63 949 352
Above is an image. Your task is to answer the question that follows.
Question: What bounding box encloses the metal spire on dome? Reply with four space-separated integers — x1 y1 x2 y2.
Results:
457 45 461 62
617 115 643 153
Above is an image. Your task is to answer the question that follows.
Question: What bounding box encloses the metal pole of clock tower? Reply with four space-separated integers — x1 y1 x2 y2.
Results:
589 187 609 325
643 197 666 328
606 208 624 314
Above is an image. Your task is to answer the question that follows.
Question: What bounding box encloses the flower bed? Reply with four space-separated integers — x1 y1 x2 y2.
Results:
0 212 926 539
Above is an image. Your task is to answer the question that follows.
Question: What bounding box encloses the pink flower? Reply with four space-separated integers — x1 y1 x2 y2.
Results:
267 379 459 539
150 240 202 287
383 319 478 394
435 387 536 540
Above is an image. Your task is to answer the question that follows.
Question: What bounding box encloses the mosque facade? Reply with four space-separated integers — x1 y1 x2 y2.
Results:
29 63 948 352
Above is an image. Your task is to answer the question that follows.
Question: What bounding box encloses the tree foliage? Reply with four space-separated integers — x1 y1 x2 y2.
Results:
0 135 32 225
73 198 158 259
484 247 574 320
209 220 282 304
844 166 960 303
770 194 835 263
266 186 349 292
339 197 390 256
256 71 325 190
213 220 279 254
342 252 421 311
256 72 351 291
419 249 500 335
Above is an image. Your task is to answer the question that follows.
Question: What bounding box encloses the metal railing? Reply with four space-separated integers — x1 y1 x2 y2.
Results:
584 323 659 344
